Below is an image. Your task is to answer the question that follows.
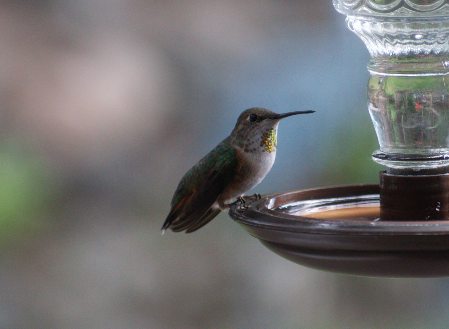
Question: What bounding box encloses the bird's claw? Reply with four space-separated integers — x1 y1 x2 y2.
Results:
228 197 248 211
230 194 261 211
243 193 261 203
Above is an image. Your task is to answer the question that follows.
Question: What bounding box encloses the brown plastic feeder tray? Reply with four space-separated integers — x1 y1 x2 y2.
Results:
228 183 449 278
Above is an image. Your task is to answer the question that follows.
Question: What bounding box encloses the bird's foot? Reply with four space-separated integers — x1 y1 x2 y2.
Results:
229 197 248 211
229 194 261 211
242 193 261 203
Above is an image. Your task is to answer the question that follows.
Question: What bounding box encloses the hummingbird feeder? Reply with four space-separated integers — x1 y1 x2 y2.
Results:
229 0 449 278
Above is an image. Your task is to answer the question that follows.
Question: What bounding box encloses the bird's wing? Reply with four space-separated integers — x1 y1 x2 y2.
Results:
184 208 221 233
161 139 239 233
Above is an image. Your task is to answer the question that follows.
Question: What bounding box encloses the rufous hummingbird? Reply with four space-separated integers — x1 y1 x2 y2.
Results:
161 107 314 234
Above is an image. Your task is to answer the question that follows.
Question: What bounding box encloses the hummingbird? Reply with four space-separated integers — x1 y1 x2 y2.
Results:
161 107 314 234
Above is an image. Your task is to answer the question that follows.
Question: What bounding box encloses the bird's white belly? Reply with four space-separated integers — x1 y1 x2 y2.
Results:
217 150 276 208
240 151 276 192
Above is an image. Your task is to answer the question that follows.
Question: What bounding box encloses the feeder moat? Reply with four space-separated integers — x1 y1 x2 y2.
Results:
229 184 449 278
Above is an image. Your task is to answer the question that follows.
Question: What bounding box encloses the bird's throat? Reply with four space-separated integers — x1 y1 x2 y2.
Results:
260 128 277 153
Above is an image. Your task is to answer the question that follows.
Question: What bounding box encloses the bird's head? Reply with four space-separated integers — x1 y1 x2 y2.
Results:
231 107 314 153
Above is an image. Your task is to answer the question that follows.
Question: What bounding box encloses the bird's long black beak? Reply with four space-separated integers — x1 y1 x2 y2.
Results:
269 110 315 120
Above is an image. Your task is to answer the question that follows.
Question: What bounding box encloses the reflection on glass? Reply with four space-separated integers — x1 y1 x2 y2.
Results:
333 0 449 170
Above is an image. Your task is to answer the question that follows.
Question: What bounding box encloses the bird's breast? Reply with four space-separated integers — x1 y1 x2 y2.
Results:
218 149 276 207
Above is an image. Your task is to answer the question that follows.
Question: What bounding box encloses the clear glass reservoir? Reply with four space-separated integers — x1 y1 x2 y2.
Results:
334 0 449 170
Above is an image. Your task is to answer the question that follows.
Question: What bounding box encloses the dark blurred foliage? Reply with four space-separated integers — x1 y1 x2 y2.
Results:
0 1 447 328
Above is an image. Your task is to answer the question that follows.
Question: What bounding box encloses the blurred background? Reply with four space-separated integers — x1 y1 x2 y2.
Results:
1 0 448 328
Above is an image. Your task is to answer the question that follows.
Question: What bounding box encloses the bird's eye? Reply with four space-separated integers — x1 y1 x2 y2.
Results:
248 114 258 122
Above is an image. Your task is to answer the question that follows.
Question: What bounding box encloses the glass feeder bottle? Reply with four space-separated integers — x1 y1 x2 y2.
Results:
334 0 449 173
